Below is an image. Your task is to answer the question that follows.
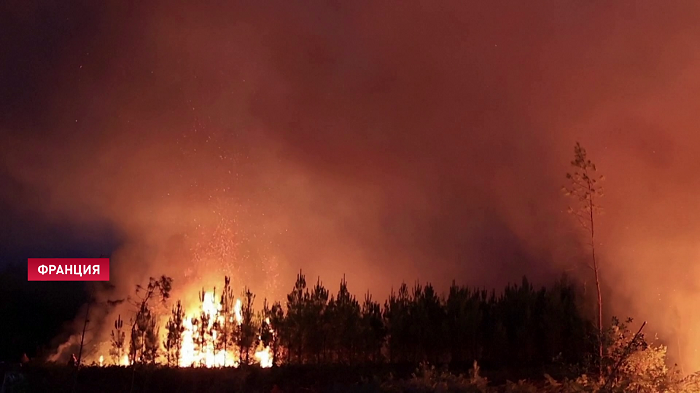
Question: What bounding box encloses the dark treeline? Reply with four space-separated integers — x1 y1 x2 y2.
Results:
260 271 594 370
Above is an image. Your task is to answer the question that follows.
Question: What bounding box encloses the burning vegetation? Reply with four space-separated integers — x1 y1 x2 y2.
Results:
15 270 700 392
100 275 275 369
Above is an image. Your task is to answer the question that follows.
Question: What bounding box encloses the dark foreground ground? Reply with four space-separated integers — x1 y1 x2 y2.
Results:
0 362 567 393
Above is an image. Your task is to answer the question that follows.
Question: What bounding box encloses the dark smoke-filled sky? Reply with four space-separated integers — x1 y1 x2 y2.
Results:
3 0 700 367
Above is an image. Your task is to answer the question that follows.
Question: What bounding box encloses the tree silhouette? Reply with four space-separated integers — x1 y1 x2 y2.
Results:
128 276 172 365
543 274 593 365
267 301 285 365
360 291 385 363
237 287 258 365
110 314 126 365
130 303 154 364
331 276 360 364
285 270 307 363
257 299 274 358
383 282 411 363
445 282 483 364
415 282 445 363
562 141 605 375
216 276 235 366
143 318 159 364
190 288 212 366
498 277 541 366
164 301 185 366
305 277 330 363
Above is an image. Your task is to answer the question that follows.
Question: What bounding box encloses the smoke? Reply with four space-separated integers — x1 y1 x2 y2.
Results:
3 0 700 368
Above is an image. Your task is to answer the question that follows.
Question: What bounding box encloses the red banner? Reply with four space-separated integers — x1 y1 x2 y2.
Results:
27 258 110 281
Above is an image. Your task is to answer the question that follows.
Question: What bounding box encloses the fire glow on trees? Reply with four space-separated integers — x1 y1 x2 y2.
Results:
100 277 274 369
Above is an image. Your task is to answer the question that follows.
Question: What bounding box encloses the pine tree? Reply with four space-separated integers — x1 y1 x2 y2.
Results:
164 301 185 366
192 288 211 366
258 299 274 350
237 287 258 365
216 276 235 366
128 276 173 364
285 270 307 363
406 282 425 362
306 277 330 363
268 301 285 365
415 282 445 363
110 314 126 365
332 276 360 363
143 318 160 364
360 291 385 363
562 141 605 376
383 282 410 363
445 282 482 364
131 302 153 363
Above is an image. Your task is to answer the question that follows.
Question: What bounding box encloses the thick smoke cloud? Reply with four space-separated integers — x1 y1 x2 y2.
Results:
3 0 700 368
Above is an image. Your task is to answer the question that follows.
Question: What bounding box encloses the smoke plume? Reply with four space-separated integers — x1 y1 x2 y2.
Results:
3 0 700 368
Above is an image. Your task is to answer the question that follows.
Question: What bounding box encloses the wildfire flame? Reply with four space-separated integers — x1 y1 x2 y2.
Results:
254 317 274 368
254 346 273 368
100 289 274 368
180 292 241 367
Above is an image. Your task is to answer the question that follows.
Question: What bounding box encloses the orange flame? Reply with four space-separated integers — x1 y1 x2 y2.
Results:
101 289 273 368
